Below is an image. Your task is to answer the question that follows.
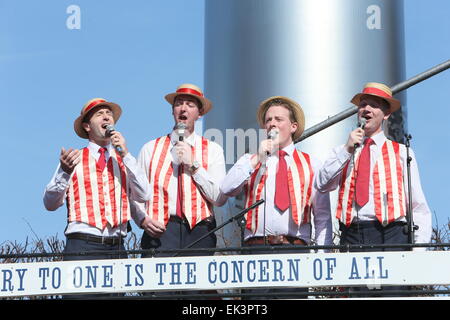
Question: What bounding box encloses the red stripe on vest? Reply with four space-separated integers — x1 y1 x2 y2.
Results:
287 168 298 223
383 143 395 223
152 137 171 221
245 164 262 231
117 155 129 228
96 155 107 228
395 143 405 219
373 160 383 224
72 172 81 223
107 160 117 227
200 138 209 221
82 148 96 227
303 153 314 224
189 146 198 226
162 163 173 226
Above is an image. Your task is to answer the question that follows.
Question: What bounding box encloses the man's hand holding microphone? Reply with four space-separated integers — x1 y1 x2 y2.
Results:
104 124 128 157
251 128 279 168
345 118 367 154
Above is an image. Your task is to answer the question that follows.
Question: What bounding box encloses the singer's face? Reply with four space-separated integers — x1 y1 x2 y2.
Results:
264 105 298 148
357 96 390 137
172 95 201 132
82 106 115 143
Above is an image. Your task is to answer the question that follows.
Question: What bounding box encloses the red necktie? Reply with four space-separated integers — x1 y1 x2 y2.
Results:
176 165 184 218
355 138 374 207
274 150 290 212
97 147 107 172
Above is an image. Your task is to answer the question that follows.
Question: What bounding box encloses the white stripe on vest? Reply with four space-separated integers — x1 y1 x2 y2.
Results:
145 135 213 229
244 150 314 233
66 147 130 230
336 139 406 226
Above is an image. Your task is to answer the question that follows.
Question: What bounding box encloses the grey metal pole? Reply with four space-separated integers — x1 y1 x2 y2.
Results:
296 59 450 143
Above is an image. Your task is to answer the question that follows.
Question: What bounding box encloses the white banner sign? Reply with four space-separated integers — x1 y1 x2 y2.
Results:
1 251 449 297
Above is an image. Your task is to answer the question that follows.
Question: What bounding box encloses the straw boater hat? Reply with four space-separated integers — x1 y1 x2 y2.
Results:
74 98 122 139
257 96 305 141
350 82 401 113
165 83 213 115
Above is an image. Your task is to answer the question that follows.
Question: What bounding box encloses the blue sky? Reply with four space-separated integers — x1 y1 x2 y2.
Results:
0 0 449 245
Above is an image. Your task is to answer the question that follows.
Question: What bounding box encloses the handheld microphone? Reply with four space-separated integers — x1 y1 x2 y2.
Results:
267 129 279 141
175 122 187 142
266 129 279 156
104 124 123 153
358 117 367 130
354 118 367 149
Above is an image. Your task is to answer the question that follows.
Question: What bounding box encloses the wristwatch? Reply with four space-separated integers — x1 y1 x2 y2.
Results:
190 160 200 173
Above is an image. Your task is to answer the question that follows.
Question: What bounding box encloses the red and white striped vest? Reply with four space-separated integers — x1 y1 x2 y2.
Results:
66 147 130 230
244 150 314 233
336 139 406 226
145 135 213 229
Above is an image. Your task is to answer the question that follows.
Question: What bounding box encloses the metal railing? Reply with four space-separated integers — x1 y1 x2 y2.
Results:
296 59 450 142
2 242 450 261
2 244 450 300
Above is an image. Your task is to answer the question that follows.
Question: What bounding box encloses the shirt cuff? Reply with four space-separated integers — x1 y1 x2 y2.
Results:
131 204 147 229
121 152 136 167
242 156 255 175
191 167 208 183
54 167 71 189
336 145 352 166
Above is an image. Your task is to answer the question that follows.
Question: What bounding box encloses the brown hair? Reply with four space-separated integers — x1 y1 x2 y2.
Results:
262 98 297 123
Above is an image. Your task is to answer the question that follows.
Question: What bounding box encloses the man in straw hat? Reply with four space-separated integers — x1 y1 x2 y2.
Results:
43 98 151 291
221 96 332 298
316 82 432 294
132 84 226 261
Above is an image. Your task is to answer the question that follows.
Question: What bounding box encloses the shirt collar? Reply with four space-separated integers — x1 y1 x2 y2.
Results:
279 142 295 157
170 131 196 147
366 131 386 146
87 141 113 156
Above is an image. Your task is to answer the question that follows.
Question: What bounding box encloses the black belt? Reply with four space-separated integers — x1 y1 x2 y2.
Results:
245 235 306 246
66 233 124 246
169 215 215 226
340 220 407 230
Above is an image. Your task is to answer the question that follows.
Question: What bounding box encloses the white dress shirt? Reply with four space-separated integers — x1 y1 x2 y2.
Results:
315 131 432 244
220 143 333 246
131 132 226 224
43 142 151 237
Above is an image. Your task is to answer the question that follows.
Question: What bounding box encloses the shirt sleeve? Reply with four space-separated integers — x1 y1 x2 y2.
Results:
315 144 352 193
404 147 432 247
310 157 333 247
127 141 155 228
130 200 147 229
122 152 151 203
220 154 254 197
191 142 227 206
43 165 71 211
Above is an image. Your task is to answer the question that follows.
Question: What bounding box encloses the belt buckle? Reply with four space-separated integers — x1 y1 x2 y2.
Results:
271 235 284 245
